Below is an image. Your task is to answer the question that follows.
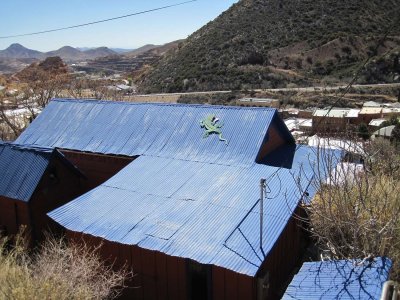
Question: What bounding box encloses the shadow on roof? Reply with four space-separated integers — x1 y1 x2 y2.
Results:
259 143 296 169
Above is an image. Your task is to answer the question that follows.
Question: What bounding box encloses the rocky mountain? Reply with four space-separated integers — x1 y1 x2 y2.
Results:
46 46 86 61
0 44 117 63
0 43 44 59
82 47 117 58
138 0 400 93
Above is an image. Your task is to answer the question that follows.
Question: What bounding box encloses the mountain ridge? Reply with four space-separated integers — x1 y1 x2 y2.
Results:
0 43 117 62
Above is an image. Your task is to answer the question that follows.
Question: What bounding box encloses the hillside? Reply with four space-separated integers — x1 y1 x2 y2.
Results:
16 56 69 82
125 40 184 58
138 0 400 93
74 40 183 75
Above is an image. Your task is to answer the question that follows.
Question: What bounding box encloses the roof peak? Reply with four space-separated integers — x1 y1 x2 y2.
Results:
2 142 54 153
51 98 278 111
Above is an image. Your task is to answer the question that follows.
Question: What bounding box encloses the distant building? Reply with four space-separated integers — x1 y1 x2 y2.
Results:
284 118 312 136
372 125 396 140
237 97 280 108
312 108 350 134
280 108 313 119
369 118 387 130
363 101 381 108
358 107 383 125
346 109 361 126
383 107 400 118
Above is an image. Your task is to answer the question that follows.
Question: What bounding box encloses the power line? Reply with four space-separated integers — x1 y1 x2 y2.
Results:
0 0 198 39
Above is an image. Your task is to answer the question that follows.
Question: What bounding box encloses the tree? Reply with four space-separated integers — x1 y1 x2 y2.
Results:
296 138 400 280
357 123 370 140
392 123 400 146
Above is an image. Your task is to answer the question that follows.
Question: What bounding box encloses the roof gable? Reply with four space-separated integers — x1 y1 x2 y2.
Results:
16 99 293 167
0 143 53 202
0 142 83 202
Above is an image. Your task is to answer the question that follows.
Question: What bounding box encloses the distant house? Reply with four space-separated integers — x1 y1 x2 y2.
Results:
372 125 396 140
383 107 400 118
369 118 387 130
15 99 338 300
312 108 350 134
359 107 383 125
346 108 361 126
363 101 381 108
280 109 313 119
237 97 280 108
284 118 312 136
0 142 85 242
282 257 391 300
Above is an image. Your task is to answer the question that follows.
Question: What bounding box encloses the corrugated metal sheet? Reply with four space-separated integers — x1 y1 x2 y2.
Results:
49 145 323 276
0 142 53 202
282 257 392 300
15 99 290 167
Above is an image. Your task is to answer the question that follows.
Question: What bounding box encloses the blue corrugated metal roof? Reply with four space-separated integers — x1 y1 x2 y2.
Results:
15 99 292 167
0 142 53 202
49 145 324 276
282 257 392 300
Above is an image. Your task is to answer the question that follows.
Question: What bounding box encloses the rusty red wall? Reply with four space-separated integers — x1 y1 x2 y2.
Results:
0 196 32 237
29 155 86 241
256 206 306 300
66 231 188 300
212 266 255 300
61 150 134 191
64 207 305 300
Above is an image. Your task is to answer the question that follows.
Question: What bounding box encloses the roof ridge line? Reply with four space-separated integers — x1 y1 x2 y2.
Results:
51 98 278 111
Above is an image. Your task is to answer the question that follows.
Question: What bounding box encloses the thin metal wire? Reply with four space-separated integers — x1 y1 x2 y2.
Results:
0 0 198 39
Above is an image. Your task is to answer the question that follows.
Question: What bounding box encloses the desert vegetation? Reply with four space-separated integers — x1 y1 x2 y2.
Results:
300 138 400 280
0 230 131 300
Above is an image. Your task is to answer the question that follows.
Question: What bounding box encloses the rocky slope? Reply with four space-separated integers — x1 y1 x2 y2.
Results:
138 0 400 92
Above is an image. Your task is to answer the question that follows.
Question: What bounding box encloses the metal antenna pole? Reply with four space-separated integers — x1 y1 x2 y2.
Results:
260 178 266 253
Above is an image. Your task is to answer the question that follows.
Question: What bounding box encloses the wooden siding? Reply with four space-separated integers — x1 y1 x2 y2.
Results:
0 154 85 244
256 206 306 300
0 197 31 236
257 124 287 162
61 150 134 191
30 156 85 241
63 207 305 300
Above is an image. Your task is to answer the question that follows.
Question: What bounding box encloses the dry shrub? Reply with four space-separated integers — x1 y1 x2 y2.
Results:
0 230 131 300
305 138 400 280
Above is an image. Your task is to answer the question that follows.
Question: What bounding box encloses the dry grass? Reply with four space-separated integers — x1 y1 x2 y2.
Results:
0 230 131 300
307 139 400 280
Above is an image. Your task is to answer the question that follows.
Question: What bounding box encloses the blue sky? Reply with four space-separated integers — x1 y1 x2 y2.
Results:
0 0 238 51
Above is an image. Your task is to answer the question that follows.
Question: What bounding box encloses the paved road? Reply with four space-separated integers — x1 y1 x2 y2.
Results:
132 83 400 97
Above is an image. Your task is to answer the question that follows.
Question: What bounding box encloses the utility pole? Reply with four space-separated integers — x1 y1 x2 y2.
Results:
260 178 266 254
